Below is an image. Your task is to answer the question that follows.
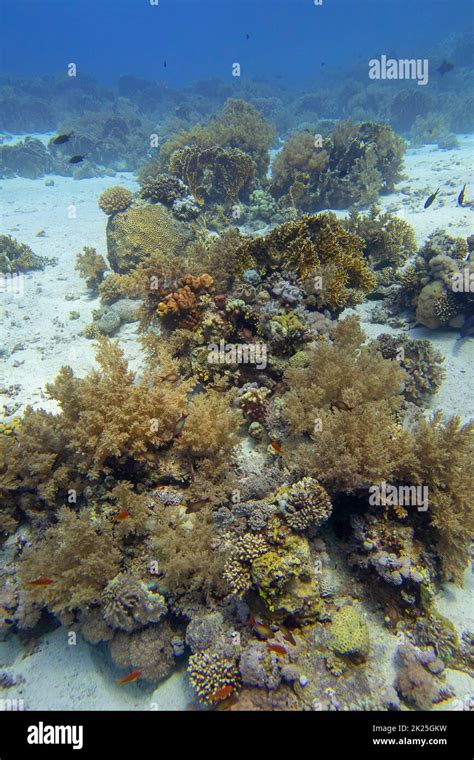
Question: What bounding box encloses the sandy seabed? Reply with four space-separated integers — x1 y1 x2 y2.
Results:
0 134 473 710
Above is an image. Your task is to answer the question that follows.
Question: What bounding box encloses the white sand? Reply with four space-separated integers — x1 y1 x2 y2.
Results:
1 134 473 711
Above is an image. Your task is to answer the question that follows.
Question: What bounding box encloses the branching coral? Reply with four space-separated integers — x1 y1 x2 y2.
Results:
0 234 54 273
372 333 445 407
156 99 275 179
188 650 240 704
344 206 417 270
275 477 332 532
237 213 375 309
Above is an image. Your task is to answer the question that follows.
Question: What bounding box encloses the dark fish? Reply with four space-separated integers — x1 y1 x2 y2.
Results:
163 60 167 68
459 314 474 339
437 60 454 76
424 188 440 209
246 33 250 40
321 62 325 67
69 155 86 164
458 184 467 207
52 131 74 145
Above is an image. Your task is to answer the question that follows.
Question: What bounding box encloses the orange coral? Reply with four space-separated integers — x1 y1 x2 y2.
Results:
157 273 214 325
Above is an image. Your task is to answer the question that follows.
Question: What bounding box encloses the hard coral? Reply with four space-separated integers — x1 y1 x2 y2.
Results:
0 234 54 274
344 206 417 270
188 650 240 704
271 120 405 211
106 203 192 273
98 186 133 216
276 477 332 532
169 145 256 206
237 213 375 309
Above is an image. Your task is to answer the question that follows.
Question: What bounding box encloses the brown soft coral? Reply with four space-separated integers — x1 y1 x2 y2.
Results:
19 507 121 615
395 412 474 584
45 337 194 478
75 246 108 290
283 317 409 491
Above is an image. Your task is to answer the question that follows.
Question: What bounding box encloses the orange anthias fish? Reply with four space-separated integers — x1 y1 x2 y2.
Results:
211 684 234 702
115 510 130 521
267 642 288 657
270 440 283 455
117 669 142 686
27 576 56 586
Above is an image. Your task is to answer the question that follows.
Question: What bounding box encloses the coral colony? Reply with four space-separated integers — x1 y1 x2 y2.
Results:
1 23 473 716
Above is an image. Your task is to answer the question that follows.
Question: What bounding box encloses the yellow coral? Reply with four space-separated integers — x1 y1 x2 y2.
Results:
98 186 133 215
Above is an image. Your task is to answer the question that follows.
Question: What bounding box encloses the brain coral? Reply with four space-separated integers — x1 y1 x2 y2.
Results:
98 186 133 216
330 605 370 662
105 203 193 273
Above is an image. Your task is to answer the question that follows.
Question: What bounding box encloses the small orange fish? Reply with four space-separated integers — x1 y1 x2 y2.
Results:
117 669 142 686
270 440 283 455
173 414 187 437
212 684 234 702
267 642 288 657
27 576 56 586
115 510 130 521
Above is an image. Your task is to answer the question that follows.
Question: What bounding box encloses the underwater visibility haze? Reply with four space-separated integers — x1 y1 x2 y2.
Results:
0 0 473 721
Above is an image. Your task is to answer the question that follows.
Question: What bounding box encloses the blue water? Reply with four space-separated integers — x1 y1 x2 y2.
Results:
1 0 473 86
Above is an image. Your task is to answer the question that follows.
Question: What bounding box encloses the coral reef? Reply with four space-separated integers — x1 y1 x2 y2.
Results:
169 145 256 206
